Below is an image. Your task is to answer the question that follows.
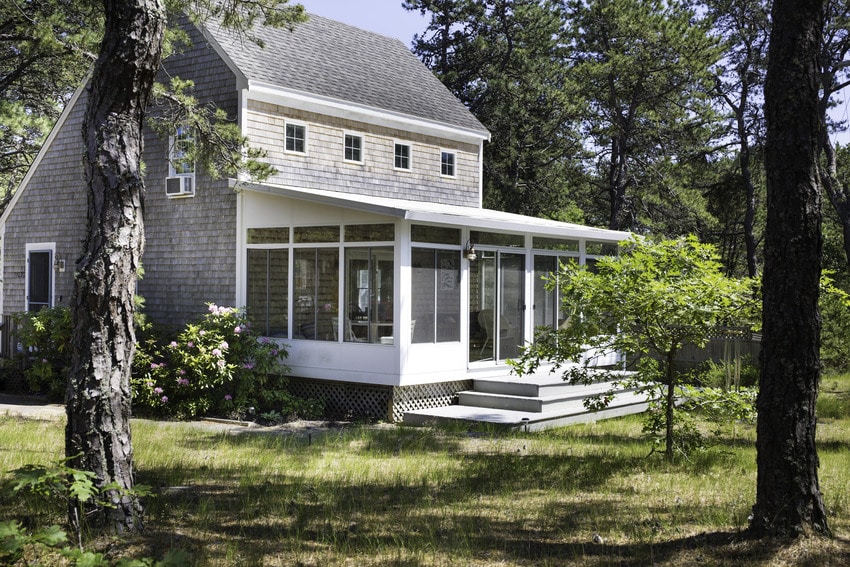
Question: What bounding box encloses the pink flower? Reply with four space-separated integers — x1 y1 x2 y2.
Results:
161 396 168 403
212 348 222 357
234 326 242 334
219 341 229 350
209 304 218 313
243 362 255 370
178 369 186 375
169 341 178 348
187 341 194 348
224 394 232 401
217 359 226 368
154 387 163 394
150 363 158 369
177 378 189 386
199 330 206 336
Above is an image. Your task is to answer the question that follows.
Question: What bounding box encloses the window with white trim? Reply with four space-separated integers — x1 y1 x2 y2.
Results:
344 133 363 163
285 121 306 153
169 125 195 176
394 142 411 170
440 150 455 177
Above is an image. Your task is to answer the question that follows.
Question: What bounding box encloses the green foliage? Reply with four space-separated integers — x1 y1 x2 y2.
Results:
133 304 318 420
820 270 850 372
7 455 152 555
13 307 73 401
513 235 758 458
0 0 101 201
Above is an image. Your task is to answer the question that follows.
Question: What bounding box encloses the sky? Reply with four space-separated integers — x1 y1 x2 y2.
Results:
296 0 427 47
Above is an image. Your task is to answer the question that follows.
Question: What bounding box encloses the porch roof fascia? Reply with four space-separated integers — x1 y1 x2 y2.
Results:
233 180 632 243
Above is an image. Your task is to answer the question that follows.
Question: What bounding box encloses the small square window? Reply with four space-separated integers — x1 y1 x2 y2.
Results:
344 133 363 163
394 143 411 170
285 122 306 153
440 151 455 177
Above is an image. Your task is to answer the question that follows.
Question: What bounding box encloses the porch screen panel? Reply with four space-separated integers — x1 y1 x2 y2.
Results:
294 248 338 341
533 255 558 331
344 247 393 343
412 248 460 343
246 249 289 337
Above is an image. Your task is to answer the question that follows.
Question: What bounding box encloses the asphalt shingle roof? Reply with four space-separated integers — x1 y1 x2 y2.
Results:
204 14 488 135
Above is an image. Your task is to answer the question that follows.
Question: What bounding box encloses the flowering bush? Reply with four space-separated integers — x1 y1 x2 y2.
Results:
133 304 303 419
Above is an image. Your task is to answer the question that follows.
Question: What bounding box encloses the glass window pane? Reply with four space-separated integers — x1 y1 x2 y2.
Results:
344 134 362 162
411 224 461 245
294 225 340 243
286 123 305 153
533 255 558 332
441 151 455 176
470 230 524 248
586 241 618 256
345 224 394 242
533 236 579 252
394 143 410 169
247 228 289 244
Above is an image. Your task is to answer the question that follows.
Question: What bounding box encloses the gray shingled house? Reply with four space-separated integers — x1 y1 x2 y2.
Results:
0 14 642 427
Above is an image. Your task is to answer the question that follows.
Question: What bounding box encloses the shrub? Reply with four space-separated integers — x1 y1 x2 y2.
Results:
133 304 318 420
12 307 72 401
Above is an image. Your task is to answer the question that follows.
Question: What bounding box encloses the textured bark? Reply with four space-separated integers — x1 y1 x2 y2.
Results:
65 0 165 533
750 0 830 537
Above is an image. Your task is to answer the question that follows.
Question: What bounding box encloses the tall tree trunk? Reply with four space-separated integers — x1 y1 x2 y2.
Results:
750 0 830 537
65 0 165 533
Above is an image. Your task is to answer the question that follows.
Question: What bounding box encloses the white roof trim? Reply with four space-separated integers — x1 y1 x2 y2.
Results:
0 75 90 227
247 82 491 146
233 180 631 242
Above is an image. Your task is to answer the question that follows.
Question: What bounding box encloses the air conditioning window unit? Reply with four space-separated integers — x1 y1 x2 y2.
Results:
165 175 194 198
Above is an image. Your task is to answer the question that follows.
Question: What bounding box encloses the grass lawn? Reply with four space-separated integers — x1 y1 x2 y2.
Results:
1 375 849 566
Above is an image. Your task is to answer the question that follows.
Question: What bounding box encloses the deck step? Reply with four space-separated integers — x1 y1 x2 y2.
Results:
403 393 648 431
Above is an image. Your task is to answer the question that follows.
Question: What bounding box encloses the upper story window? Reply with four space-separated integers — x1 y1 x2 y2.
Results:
344 133 363 163
169 125 195 176
285 121 306 153
440 150 456 177
394 142 411 170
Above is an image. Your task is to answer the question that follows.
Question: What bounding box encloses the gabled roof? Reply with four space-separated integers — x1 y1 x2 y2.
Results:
202 14 488 137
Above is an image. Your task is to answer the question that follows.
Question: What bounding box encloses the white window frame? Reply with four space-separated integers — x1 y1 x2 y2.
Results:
25 242 56 312
168 125 195 177
343 131 364 164
440 150 456 178
284 120 308 154
394 141 412 171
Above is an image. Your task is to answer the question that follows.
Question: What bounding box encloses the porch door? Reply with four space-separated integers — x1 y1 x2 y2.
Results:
469 250 525 363
27 250 52 312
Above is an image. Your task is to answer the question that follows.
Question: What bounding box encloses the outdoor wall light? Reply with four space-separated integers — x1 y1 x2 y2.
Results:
464 240 477 261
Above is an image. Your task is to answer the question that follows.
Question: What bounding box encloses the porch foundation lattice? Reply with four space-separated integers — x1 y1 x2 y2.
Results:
287 377 471 422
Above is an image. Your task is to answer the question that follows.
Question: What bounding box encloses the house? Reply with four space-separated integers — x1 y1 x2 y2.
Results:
0 14 637 425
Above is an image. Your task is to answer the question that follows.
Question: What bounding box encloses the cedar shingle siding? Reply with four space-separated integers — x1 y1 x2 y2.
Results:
138 23 239 328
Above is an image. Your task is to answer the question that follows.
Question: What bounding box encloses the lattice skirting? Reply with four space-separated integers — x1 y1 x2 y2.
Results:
287 377 471 422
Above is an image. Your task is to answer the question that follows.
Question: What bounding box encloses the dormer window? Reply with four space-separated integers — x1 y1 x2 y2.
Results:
344 132 363 163
285 121 306 153
394 142 411 170
440 150 456 177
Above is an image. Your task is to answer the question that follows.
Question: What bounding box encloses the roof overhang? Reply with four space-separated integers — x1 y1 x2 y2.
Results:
245 82 491 147
233 180 631 243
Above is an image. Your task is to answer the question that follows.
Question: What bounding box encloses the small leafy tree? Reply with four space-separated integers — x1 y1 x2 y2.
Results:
13 307 73 401
513 235 758 459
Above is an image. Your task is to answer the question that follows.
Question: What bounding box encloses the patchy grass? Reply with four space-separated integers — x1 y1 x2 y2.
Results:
1 401 849 566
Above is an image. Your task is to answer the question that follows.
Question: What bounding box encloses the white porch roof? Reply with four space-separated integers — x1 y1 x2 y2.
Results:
234 180 632 243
